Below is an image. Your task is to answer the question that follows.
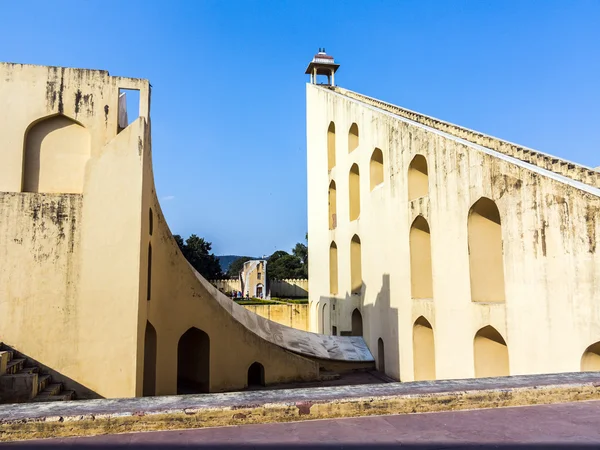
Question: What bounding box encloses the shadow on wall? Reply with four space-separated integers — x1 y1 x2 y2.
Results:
362 274 400 380
1 344 103 400
321 274 400 380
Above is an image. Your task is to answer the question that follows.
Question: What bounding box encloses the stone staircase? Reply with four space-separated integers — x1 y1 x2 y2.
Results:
332 87 600 189
0 343 75 404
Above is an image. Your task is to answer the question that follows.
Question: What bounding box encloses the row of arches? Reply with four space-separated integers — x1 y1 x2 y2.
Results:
329 196 504 303
327 122 360 171
412 318 509 380
411 317 600 379
329 236 362 295
328 149 384 229
409 197 505 302
328 152 429 231
142 323 266 396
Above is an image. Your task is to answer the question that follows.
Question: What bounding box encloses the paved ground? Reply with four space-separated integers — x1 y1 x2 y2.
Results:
3 400 600 449
2 371 598 422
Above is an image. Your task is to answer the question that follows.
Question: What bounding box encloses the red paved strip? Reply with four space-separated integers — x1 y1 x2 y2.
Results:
3 400 600 448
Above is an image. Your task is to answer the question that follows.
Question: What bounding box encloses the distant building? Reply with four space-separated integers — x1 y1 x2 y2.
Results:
240 260 268 298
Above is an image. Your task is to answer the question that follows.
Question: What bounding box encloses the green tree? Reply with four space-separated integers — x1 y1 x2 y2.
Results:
292 242 308 278
227 256 253 278
268 251 302 280
173 234 223 280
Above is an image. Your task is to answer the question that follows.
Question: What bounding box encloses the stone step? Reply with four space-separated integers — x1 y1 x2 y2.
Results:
38 374 51 392
319 371 341 381
39 382 63 396
6 358 25 375
32 390 75 402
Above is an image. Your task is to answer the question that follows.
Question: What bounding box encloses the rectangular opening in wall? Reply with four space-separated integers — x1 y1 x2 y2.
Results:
117 88 140 133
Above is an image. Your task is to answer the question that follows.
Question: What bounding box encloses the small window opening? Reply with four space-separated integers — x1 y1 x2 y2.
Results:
149 208 153 236
117 88 140 133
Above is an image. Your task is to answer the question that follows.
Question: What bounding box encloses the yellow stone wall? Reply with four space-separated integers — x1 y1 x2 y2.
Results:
242 304 309 331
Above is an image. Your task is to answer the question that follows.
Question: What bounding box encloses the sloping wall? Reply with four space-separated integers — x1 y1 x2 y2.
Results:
307 84 600 382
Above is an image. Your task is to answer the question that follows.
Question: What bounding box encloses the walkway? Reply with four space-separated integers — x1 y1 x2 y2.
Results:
3 400 600 448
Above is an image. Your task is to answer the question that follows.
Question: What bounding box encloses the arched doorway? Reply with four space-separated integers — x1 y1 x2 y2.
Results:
352 309 363 336
247 362 265 387
377 338 385 374
474 326 509 378
413 316 436 381
143 321 157 396
23 114 91 193
581 341 600 372
177 327 210 394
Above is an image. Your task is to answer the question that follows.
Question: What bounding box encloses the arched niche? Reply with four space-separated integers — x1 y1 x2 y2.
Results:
322 302 330 335
468 198 505 303
348 123 359 153
327 122 336 170
350 234 362 295
352 308 363 336
23 114 91 193
143 321 157 396
247 362 265 387
581 341 600 372
408 155 428 201
349 163 361 221
378 337 385 373
370 148 384 190
409 216 433 299
329 241 338 295
329 180 337 230
474 326 509 378
177 327 210 394
413 316 436 381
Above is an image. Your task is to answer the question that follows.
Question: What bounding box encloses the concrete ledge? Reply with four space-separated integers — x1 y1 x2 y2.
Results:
1 372 599 442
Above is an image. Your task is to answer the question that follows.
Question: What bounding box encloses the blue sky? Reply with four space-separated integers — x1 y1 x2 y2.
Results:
2 1 598 256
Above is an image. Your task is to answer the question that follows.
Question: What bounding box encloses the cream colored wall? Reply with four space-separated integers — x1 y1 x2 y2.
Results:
0 63 150 398
243 304 309 331
144 198 319 394
307 84 600 382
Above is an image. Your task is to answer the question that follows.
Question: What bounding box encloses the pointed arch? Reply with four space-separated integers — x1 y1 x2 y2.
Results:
22 114 91 193
370 148 384 190
408 155 428 201
328 180 337 230
327 122 336 170
350 234 362 294
349 163 360 221
377 338 385 373
413 316 436 381
468 198 505 303
474 326 509 378
581 341 600 372
322 302 330 334
329 241 338 295
352 308 363 336
143 321 157 396
348 123 359 153
409 216 433 299
177 327 210 394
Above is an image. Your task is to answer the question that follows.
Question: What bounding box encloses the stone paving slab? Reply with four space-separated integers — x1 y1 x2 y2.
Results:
0 372 599 443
